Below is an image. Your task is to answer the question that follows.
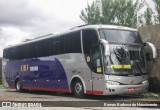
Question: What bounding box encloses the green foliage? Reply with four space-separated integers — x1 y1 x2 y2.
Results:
144 8 152 25
80 0 138 28
79 0 156 28
108 0 137 28
0 85 6 89
79 2 101 24
100 0 115 24
153 0 160 23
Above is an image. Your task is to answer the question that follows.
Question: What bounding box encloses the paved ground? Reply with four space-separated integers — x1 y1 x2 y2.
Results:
0 89 149 101
0 89 159 110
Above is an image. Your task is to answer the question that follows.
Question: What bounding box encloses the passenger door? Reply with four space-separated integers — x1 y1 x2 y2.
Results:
82 29 104 95
90 45 104 94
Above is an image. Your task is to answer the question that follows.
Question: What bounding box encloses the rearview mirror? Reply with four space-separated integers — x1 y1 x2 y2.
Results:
100 39 110 56
145 42 157 59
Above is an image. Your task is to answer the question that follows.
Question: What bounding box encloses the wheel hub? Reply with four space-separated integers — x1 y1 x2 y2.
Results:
75 83 82 93
16 81 20 91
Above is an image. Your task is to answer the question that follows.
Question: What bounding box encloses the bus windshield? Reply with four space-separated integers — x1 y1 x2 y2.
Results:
99 29 142 44
103 44 147 75
99 29 147 75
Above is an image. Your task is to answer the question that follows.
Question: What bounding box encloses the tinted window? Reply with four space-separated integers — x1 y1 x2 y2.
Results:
4 47 17 60
82 29 99 54
3 49 9 59
3 49 7 58
4 31 82 60
16 46 25 60
36 39 51 57
54 36 64 55
50 38 55 55
3 48 13 60
26 43 36 59
64 31 81 53
99 29 142 43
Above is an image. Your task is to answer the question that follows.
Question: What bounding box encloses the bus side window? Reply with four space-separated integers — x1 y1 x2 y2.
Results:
26 43 36 59
5 48 15 60
17 45 27 60
10 48 16 60
5 49 12 60
54 36 64 55
64 31 81 54
3 49 6 58
36 39 51 57
50 38 55 55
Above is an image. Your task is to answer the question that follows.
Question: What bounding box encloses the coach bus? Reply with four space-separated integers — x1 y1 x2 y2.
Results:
2 25 157 97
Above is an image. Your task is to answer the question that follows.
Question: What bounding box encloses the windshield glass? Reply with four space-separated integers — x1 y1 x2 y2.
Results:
99 29 142 43
103 44 147 75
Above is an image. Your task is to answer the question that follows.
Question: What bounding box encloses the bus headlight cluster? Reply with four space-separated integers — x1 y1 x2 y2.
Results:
106 81 120 85
142 80 149 84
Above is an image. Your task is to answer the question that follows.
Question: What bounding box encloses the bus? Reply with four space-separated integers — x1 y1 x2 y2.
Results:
2 25 157 97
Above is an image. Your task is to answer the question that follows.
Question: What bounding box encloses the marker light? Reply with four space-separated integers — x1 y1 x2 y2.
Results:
106 81 120 85
142 80 149 84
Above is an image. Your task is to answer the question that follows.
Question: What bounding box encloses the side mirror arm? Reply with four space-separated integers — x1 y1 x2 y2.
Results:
145 42 157 59
100 39 110 56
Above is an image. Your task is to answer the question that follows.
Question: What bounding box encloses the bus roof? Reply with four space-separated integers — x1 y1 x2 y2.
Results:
71 24 137 31
4 24 137 49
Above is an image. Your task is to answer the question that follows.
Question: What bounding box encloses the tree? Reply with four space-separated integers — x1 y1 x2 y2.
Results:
80 0 157 28
100 0 116 24
80 0 139 28
137 0 155 26
79 2 101 24
109 0 137 28
144 7 153 25
153 0 160 23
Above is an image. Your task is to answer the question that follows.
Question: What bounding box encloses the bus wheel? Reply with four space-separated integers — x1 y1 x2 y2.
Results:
16 80 23 92
73 80 85 98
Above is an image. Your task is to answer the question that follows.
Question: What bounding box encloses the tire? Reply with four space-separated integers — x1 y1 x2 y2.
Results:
16 80 23 92
73 79 85 98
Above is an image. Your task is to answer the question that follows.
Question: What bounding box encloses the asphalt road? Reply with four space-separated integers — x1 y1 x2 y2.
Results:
0 89 159 110
0 89 145 101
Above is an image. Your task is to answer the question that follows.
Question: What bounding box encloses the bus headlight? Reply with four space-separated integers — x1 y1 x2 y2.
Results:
106 81 120 85
142 80 149 84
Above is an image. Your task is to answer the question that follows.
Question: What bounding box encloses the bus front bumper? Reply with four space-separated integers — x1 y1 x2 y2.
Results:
104 83 148 95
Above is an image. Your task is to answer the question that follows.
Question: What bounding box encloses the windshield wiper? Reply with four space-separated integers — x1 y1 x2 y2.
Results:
113 47 125 64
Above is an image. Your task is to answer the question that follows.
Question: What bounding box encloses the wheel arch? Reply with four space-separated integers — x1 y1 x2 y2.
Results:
15 77 20 86
70 75 86 94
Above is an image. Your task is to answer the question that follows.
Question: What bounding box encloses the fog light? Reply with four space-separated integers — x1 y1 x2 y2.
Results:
112 89 115 92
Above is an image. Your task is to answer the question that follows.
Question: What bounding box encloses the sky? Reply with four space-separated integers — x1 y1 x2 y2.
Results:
0 0 155 57
0 0 95 57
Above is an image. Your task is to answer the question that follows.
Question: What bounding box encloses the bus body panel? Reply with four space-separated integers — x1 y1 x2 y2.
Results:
3 57 69 92
3 53 106 95
104 75 148 95
54 53 92 94
104 82 148 95
107 75 148 85
54 53 105 95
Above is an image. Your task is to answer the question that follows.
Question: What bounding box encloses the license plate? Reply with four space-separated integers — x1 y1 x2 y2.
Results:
128 88 135 92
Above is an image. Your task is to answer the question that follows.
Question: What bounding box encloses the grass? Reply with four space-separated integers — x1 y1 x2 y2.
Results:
0 85 6 89
144 93 160 99
133 92 160 102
